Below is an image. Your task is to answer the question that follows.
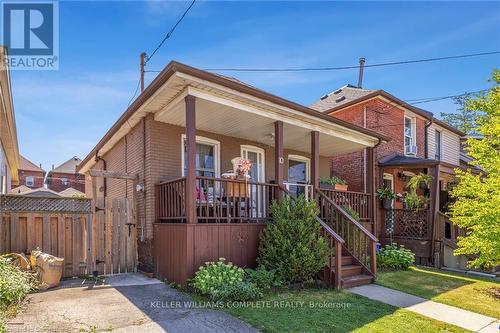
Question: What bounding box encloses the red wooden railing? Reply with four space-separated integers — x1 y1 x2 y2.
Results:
195 176 281 223
317 189 378 277
155 176 283 223
155 177 186 221
320 189 373 224
438 212 466 248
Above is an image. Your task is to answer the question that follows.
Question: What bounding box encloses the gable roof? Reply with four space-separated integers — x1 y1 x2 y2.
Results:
59 187 85 197
310 86 465 136
19 155 44 172
9 185 31 194
13 187 61 198
51 156 81 174
78 61 391 173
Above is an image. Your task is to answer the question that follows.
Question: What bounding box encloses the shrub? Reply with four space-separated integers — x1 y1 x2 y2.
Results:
0 255 37 332
258 195 330 283
245 266 283 290
210 281 263 301
377 244 415 270
341 205 360 222
192 258 244 295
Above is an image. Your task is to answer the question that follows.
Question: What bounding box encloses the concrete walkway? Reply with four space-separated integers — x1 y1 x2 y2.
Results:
7 273 257 333
349 284 500 333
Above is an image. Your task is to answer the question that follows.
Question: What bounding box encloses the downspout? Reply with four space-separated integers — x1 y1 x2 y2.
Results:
424 119 433 159
94 152 107 198
363 106 367 192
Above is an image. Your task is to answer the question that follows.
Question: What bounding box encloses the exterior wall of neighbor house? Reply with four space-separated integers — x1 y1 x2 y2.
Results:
47 171 85 192
427 123 460 166
85 114 331 271
329 98 427 192
18 169 45 188
0 143 11 193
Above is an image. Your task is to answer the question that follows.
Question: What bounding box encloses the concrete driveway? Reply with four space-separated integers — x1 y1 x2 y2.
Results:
7 273 258 333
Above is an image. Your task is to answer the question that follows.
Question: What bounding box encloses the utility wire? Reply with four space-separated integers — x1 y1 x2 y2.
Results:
144 51 499 73
407 89 489 105
127 78 141 107
145 0 197 64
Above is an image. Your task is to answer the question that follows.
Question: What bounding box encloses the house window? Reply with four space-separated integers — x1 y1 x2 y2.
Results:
404 116 416 155
435 129 442 160
181 135 220 177
288 155 310 183
61 178 69 186
26 176 35 187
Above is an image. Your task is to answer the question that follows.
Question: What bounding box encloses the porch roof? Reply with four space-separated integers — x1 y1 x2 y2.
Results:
378 154 439 168
78 61 390 173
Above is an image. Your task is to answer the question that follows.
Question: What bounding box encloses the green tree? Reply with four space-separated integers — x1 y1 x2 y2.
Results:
440 93 480 135
450 70 500 268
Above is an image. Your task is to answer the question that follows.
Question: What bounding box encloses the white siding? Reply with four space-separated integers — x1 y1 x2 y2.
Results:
427 123 460 166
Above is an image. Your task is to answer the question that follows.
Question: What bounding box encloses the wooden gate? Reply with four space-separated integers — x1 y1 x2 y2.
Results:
90 197 137 275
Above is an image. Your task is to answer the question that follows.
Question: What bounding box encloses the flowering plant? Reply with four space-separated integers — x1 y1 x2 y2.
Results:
236 158 252 178
192 258 244 295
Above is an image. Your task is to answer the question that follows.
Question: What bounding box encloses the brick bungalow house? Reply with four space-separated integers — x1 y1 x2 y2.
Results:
46 156 85 193
310 84 465 266
77 61 390 288
13 155 45 190
0 46 19 194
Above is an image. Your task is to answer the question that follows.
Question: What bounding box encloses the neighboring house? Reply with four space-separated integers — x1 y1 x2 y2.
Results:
13 187 61 198
310 84 465 267
78 61 389 287
46 156 85 193
16 155 45 189
0 46 19 194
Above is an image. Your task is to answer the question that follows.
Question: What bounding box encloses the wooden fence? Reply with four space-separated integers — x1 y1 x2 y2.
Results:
0 195 136 277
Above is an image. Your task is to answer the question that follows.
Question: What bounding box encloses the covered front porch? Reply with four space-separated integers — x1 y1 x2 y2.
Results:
377 155 460 266
143 64 385 285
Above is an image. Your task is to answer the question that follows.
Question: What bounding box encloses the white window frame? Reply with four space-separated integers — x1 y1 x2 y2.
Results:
435 129 442 160
181 134 220 177
26 175 35 187
240 145 266 182
287 155 310 183
404 115 416 156
383 173 395 208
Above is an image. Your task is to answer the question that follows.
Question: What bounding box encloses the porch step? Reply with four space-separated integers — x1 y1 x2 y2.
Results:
340 264 363 277
332 256 354 266
342 274 373 288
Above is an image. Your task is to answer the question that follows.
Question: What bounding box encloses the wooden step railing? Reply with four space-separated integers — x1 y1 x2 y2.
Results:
279 186 345 288
438 211 466 249
320 188 373 224
316 189 378 277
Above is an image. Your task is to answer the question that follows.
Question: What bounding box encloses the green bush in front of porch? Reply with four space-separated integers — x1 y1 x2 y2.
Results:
258 195 330 284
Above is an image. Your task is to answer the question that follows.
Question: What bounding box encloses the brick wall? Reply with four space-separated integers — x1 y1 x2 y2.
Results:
47 171 85 192
16 170 45 189
329 98 427 192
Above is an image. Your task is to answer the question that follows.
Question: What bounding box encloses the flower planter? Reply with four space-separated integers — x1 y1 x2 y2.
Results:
319 183 334 190
333 184 348 191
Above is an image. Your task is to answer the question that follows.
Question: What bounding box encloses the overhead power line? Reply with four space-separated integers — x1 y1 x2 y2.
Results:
145 0 197 64
407 89 489 105
144 51 499 73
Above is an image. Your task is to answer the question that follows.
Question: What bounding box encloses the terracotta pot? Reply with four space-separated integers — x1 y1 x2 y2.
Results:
334 184 348 191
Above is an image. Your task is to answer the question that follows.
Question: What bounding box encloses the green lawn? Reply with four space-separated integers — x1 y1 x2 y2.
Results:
223 289 470 333
376 266 500 318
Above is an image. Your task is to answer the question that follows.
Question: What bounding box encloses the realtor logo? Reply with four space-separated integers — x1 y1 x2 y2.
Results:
1 1 59 70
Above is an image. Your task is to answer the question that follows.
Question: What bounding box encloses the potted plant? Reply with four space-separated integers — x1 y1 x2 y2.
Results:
406 173 433 191
319 177 348 191
402 192 429 210
376 186 396 209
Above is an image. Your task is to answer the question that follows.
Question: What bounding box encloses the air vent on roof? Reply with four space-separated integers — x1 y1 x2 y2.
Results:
335 96 346 103
333 88 342 94
320 94 329 100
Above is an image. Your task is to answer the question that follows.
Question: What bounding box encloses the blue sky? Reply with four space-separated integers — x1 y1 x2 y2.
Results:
9 0 500 171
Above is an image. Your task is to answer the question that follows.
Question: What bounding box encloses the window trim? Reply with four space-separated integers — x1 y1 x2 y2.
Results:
26 175 35 187
404 115 416 156
435 129 442 161
181 134 220 177
287 154 310 183
240 145 266 182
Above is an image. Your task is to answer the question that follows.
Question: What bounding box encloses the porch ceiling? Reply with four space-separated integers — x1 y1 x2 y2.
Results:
154 93 367 156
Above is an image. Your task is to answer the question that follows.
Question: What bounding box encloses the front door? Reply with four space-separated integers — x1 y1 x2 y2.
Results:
241 146 265 217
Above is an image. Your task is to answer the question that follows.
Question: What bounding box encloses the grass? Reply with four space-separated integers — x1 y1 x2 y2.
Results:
376 266 500 318
222 289 470 333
